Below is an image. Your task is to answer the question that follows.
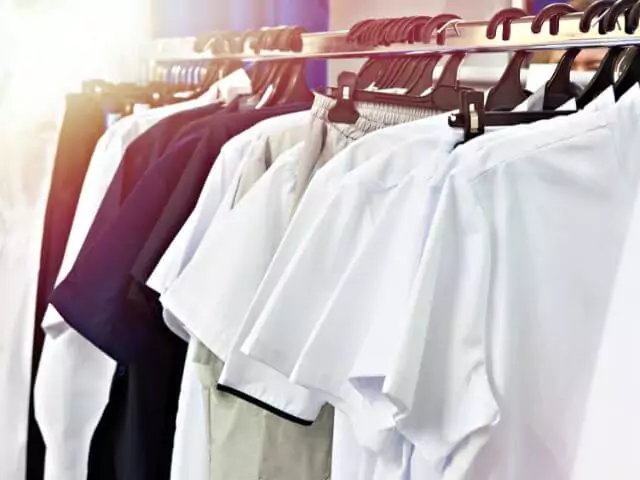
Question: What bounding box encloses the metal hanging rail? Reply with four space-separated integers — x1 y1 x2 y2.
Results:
146 13 637 63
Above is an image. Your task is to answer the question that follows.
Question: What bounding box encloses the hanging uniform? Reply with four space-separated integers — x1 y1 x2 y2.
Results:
49 102 311 480
35 83 227 480
0 106 58 480
383 86 640 479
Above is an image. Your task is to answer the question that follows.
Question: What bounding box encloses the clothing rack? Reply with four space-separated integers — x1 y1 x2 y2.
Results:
146 12 639 63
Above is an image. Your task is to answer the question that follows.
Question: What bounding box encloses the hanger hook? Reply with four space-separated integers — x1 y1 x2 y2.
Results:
364 19 385 46
377 18 400 46
406 16 433 44
346 19 376 45
438 52 466 86
531 3 577 35
626 0 640 33
486 7 528 41
579 0 615 33
391 16 416 44
436 18 464 45
380 17 402 45
421 13 462 43
601 0 637 32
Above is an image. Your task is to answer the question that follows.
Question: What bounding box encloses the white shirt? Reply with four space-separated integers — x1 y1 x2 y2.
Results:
161 114 441 480
218 116 451 409
34 84 225 480
282 89 608 422
386 87 640 479
282 93 601 432
239 92 609 479
219 116 451 480
152 111 310 335
569 103 640 480
239 94 585 395
0 117 58 480
568 178 640 480
162 142 328 417
161 112 309 480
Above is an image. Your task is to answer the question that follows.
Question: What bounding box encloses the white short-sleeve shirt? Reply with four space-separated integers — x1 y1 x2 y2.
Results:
164 113 310 480
386 87 640 478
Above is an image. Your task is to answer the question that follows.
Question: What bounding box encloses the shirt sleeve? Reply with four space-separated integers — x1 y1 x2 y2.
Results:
285 173 436 399
41 122 131 336
147 136 252 296
383 173 499 474
160 151 300 363
241 138 439 381
240 184 375 377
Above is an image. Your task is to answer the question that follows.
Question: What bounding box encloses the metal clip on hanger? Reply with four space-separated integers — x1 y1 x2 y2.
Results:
459 90 486 141
327 71 360 123
448 4 582 141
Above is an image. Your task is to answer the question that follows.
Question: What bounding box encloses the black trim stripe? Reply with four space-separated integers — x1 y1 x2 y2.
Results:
216 384 314 426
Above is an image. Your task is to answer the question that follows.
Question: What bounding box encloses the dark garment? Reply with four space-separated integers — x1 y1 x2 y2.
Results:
27 93 106 480
52 103 310 364
51 103 310 480
83 103 224 252
74 102 224 480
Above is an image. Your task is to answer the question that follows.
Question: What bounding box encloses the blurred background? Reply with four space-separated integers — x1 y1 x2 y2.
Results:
0 0 602 130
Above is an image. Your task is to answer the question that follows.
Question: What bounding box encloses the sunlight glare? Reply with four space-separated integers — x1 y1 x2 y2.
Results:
1 0 150 126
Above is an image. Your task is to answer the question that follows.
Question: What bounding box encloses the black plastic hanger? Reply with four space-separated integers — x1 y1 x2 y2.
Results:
613 47 640 99
485 51 532 111
624 0 640 33
601 0 637 32
253 27 312 107
575 47 623 108
530 4 583 109
449 90 576 142
404 54 442 96
531 2 577 35
354 17 433 90
271 60 314 106
573 0 619 108
325 52 469 124
543 48 583 109
484 8 531 111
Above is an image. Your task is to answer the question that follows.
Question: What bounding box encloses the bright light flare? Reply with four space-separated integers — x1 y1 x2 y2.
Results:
1 0 150 126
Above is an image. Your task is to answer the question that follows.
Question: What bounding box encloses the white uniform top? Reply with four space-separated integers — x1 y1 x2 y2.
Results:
161 112 309 480
238 94 581 400
0 115 58 480
162 115 436 386
33 84 228 480
386 87 640 478
149 111 310 336
161 113 442 479
221 116 457 480
282 94 597 437
567 175 640 480
218 117 451 400
569 100 640 480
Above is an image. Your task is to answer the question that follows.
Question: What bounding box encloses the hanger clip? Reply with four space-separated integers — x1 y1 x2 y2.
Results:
327 71 361 124
461 90 485 141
